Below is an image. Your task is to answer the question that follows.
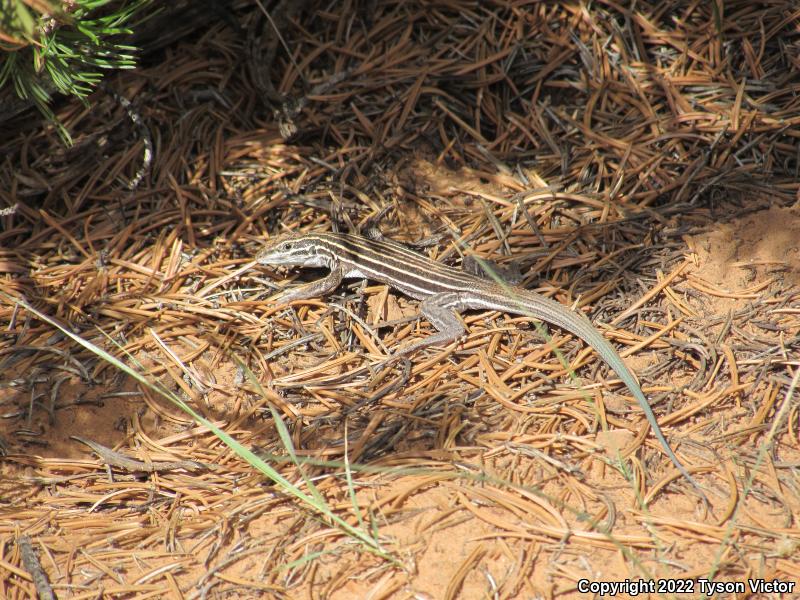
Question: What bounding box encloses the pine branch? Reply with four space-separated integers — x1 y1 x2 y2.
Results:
0 0 150 145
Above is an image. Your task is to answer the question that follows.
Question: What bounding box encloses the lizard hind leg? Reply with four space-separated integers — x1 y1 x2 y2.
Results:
396 292 467 356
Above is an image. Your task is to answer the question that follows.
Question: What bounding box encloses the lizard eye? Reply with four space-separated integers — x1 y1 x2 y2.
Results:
282 242 294 252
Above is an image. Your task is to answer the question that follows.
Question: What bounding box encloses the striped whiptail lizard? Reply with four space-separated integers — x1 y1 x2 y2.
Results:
256 231 704 496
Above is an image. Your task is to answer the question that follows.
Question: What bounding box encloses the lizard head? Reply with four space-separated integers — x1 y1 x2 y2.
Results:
256 233 330 269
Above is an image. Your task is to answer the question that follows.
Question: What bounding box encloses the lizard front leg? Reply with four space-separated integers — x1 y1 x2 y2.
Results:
274 267 344 303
